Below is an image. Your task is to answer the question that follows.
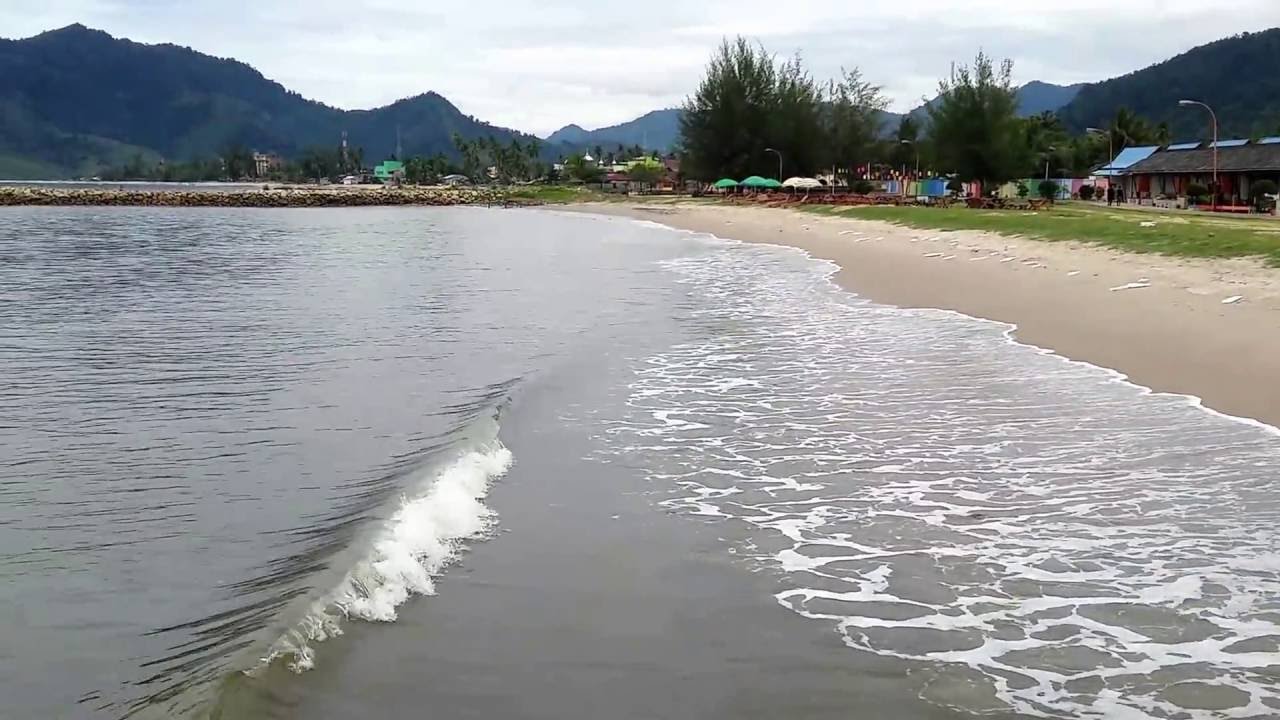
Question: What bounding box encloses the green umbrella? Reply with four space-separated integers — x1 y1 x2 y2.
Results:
740 175 770 188
712 178 739 189
762 178 783 189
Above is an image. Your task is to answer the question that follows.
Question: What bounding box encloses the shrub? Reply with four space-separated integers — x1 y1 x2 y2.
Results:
946 178 964 194
1078 184 1095 201
1038 180 1060 201
1186 183 1209 203
1016 182 1029 198
852 179 876 194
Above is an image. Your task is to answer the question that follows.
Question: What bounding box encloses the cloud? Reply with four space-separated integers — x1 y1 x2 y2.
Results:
3 0 1279 135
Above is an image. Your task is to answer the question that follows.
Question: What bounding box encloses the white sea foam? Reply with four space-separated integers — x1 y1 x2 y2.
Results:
264 440 513 671
598 234 1280 719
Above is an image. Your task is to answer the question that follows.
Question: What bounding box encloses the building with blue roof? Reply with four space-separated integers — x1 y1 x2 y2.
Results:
1093 146 1160 177
1109 138 1280 208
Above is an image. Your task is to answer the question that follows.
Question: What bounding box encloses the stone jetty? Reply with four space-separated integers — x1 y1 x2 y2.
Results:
0 185 537 208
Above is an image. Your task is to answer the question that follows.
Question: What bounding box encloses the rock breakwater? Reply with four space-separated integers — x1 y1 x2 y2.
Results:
0 185 525 208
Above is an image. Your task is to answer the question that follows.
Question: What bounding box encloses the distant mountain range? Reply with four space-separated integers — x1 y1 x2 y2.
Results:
0 24 546 178
1 23 1277 179
545 109 682 153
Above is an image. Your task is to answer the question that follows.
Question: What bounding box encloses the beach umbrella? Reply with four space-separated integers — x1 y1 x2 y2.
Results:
782 177 822 189
762 178 784 189
740 175 770 189
712 178 738 189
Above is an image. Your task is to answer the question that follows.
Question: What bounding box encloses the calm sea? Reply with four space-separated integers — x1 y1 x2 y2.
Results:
2 206 1277 719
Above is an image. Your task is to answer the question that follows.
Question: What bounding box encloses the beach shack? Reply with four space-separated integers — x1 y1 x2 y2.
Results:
1118 138 1280 207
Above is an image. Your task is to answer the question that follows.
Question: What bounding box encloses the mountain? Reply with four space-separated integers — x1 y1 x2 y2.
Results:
1016 81 1083 116
544 123 590 146
0 24 542 178
1058 30 1280 139
544 109 681 152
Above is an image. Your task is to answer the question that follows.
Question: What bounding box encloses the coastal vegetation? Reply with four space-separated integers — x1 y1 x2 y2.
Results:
679 38 886 182
674 39 1130 187
925 53 1028 191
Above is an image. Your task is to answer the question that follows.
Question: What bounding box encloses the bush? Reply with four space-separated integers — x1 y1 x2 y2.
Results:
852 179 876 194
1038 180 1060 201
1186 183 1209 203
1078 184 1095 201
1016 182 1029 198
946 178 964 195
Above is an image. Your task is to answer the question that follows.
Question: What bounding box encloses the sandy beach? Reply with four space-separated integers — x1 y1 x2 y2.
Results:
572 201 1280 429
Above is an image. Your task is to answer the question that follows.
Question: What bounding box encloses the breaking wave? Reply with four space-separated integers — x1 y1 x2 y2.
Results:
263 434 513 672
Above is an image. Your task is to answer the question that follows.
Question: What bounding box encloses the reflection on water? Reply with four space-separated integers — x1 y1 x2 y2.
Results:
0 207 690 718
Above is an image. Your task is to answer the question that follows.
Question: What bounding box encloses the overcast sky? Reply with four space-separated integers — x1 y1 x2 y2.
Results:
5 1 1279 136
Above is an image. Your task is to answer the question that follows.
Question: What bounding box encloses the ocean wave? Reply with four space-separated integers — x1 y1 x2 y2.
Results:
601 240 1280 719
262 437 513 673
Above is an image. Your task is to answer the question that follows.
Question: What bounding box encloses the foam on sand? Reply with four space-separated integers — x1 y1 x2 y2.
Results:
603 236 1280 719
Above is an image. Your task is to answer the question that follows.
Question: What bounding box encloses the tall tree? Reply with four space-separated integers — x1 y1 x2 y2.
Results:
927 52 1028 192
824 67 888 183
890 114 922 174
680 37 829 181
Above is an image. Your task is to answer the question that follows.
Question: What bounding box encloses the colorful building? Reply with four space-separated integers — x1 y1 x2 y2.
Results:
373 160 405 183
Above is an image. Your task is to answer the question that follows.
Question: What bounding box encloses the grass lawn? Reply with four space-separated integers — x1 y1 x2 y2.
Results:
798 202 1280 266
505 185 644 204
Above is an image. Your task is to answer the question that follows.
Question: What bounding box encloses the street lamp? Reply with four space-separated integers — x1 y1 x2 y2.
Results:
1087 128 1114 202
764 147 782 181
900 140 920 177
1044 145 1055 181
1178 99 1218 209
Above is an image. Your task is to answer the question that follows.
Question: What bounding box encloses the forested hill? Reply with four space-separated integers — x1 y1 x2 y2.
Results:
1058 29 1280 139
0 24 538 178
545 109 682 152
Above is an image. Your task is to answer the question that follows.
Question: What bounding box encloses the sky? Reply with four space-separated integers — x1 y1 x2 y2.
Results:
5 0 1280 136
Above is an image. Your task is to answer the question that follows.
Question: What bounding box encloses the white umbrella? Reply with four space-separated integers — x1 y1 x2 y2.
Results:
782 177 822 189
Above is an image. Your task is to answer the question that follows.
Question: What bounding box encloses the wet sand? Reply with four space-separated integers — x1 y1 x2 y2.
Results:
573 202 1280 429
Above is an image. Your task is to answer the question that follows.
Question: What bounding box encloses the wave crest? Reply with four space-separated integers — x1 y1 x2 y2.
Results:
266 439 513 672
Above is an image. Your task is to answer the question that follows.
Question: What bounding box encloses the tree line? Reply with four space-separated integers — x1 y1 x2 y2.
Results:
678 38 1196 192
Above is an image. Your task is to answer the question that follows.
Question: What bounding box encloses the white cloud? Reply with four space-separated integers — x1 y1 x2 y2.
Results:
3 0 1278 135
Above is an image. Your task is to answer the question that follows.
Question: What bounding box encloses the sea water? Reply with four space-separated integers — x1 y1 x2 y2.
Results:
2 206 1276 719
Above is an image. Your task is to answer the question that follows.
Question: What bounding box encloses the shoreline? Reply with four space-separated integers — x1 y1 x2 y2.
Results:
567 201 1280 429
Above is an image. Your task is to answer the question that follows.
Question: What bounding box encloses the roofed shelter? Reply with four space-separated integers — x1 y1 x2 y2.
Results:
1119 138 1280 206
1094 146 1160 178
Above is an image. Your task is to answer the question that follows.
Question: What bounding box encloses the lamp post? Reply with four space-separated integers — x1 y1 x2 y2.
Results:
1178 99 1218 209
1044 145 1055 181
1087 127 1114 201
764 147 782 181
900 140 920 177
901 140 919 197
